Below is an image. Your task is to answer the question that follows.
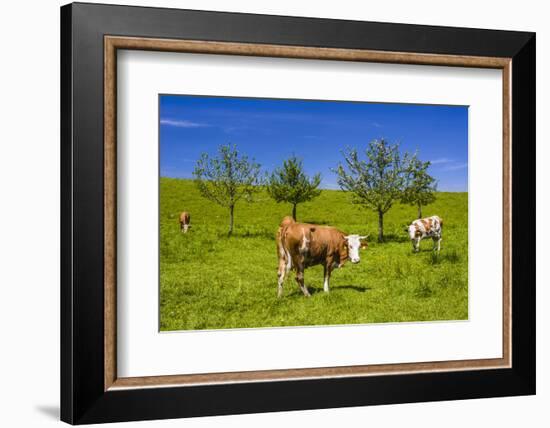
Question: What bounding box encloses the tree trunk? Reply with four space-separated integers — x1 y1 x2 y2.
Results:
228 204 234 235
377 209 384 242
292 204 297 221
417 203 422 219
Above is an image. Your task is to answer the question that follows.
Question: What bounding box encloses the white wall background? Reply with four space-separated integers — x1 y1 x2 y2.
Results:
0 1 545 427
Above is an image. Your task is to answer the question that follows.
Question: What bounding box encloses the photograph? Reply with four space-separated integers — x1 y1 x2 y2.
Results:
159 94 469 331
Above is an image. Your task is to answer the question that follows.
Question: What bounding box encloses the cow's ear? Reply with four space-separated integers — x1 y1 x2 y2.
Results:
361 242 368 249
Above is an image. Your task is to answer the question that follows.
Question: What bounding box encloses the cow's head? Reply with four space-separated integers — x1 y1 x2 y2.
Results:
344 235 368 264
406 224 421 240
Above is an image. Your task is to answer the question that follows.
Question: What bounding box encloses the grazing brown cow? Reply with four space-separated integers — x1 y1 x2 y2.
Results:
179 211 190 233
276 216 368 297
406 215 443 252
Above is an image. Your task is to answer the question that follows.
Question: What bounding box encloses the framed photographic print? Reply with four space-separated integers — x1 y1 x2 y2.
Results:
61 2 535 424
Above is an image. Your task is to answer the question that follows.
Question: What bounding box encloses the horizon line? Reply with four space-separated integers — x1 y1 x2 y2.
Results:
160 176 468 193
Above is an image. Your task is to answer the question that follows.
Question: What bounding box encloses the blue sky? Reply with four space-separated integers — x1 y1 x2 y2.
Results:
159 95 468 191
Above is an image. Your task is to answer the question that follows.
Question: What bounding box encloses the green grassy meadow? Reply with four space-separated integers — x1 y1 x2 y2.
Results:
160 178 468 331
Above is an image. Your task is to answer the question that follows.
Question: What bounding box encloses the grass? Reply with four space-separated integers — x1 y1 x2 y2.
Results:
160 178 468 331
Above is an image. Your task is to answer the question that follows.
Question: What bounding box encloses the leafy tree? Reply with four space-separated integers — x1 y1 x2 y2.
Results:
401 154 437 219
266 156 322 220
335 139 408 242
193 144 262 235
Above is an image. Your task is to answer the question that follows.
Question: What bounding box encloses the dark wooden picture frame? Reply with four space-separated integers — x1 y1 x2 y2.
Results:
61 2 535 424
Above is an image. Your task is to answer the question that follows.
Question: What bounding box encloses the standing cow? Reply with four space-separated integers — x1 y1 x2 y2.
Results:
179 211 191 233
276 216 368 297
406 215 443 252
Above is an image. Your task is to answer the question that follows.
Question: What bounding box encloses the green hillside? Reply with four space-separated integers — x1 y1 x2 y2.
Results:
160 178 468 331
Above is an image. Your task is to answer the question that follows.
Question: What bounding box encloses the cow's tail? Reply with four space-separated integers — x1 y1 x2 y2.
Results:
276 228 285 258
276 225 292 272
282 231 292 272
277 217 296 269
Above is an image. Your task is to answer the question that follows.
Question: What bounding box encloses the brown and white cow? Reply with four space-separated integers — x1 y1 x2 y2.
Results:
406 215 443 252
179 211 190 233
276 216 367 297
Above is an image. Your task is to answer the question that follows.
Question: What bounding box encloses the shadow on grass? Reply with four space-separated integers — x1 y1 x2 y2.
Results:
306 285 372 295
409 248 437 254
216 230 274 239
379 233 410 244
301 219 332 225
336 284 372 292
427 249 460 265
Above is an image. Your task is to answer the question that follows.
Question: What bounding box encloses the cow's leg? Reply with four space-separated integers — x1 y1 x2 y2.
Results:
277 272 285 298
277 255 287 298
433 235 441 252
323 264 332 293
412 238 420 253
295 267 310 297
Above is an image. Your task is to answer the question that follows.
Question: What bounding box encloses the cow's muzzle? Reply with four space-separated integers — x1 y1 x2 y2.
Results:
351 258 360 264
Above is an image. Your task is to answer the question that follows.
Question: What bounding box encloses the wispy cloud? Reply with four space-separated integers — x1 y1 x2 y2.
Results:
185 107 317 123
160 118 210 128
429 158 453 165
222 124 254 134
371 122 383 128
442 162 468 171
429 158 468 171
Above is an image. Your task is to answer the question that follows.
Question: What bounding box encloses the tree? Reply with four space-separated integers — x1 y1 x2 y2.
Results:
335 139 408 242
266 156 322 220
401 154 437 219
193 144 262 235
